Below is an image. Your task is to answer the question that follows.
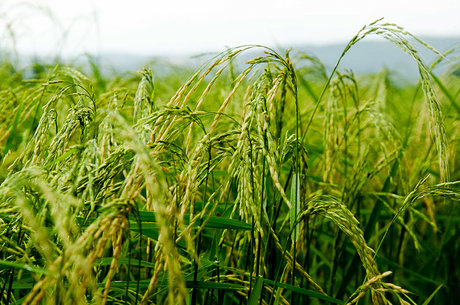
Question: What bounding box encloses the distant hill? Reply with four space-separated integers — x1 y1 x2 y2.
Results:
14 36 460 80
295 36 459 79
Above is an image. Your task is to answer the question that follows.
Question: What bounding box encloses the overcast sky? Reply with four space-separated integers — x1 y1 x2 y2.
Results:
1 0 459 56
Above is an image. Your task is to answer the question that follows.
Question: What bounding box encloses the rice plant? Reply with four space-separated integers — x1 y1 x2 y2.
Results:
0 19 459 305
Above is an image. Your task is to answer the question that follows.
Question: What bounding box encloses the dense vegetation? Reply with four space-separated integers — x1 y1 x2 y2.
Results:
0 20 459 305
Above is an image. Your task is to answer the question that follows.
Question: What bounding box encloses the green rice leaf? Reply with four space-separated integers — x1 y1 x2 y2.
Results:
248 276 264 305
263 278 345 304
422 284 444 305
0 259 49 275
289 173 300 242
130 212 252 231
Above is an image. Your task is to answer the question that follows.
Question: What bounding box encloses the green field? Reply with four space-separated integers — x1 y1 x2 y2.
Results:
0 20 459 305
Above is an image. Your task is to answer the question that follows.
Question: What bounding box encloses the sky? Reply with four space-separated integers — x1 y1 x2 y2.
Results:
0 0 459 56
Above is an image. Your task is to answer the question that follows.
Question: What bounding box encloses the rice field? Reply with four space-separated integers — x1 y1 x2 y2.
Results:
0 20 459 305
